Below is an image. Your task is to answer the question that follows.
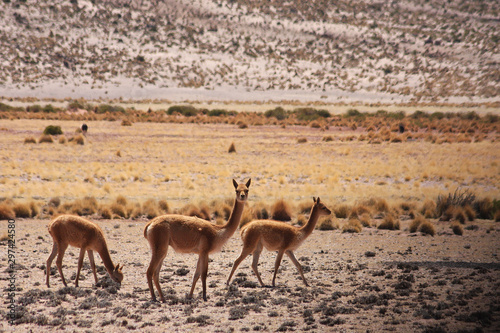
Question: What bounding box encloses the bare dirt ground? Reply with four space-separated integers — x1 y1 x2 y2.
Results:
2 217 499 332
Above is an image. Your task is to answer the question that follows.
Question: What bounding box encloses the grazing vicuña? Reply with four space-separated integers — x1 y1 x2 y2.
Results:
46 215 123 287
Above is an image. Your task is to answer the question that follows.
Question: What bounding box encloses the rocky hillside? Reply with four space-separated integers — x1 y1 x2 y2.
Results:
0 0 498 103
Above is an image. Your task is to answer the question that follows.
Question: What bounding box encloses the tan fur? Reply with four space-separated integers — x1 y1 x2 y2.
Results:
144 179 251 302
46 215 123 288
227 197 331 287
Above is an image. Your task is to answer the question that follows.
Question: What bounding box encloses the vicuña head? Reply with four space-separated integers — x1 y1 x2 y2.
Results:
144 178 251 302
46 215 124 288
227 197 331 287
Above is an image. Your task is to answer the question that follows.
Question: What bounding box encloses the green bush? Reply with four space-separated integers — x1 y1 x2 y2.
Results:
294 108 330 121
166 105 199 117
264 107 287 120
29 104 43 113
345 109 365 119
43 125 63 135
207 109 228 117
43 104 56 113
96 104 126 114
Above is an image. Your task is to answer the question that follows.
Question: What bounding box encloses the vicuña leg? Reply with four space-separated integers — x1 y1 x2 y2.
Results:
272 250 285 287
75 247 88 287
285 250 309 286
46 242 58 287
147 246 168 302
87 250 98 284
55 242 69 286
251 242 265 286
189 253 209 301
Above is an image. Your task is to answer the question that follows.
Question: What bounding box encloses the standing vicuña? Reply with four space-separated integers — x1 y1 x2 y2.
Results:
144 179 251 302
46 215 123 287
227 197 331 287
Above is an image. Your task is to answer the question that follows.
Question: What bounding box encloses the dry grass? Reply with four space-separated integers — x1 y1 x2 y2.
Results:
270 199 292 221
342 218 362 233
377 214 400 230
0 118 498 219
318 216 339 230
0 203 15 220
13 202 32 218
451 222 464 235
24 136 37 144
409 215 435 236
38 134 53 143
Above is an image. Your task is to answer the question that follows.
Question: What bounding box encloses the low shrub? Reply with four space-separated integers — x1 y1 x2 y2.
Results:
166 105 198 117
264 107 287 120
43 125 63 135
228 142 236 153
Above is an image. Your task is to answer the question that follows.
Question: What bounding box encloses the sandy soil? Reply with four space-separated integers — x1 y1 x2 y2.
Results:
2 217 499 332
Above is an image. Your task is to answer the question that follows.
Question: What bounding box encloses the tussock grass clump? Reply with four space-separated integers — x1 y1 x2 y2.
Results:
359 213 372 227
142 199 161 219
464 205 476 221
271 199 292 221
377 214 400 230
334 204 351 219
181 203 211 221
410 215 435 236
474 197 493 219
494 210 500 222
24 136 37 144
121 119 132 126
421 199 437 218
0 203 16 220
451 222 463 235
437 189 476 217
70 197 98 216
342 218 362 233
322 135 333 142
70 134 85 145
228 142 236 153
251 202 269 220
38 134 54 143
13 202 32 218
109 202 128 218
318 216 339 230
297 137 307 143
349 204 371 219
58 136 67 144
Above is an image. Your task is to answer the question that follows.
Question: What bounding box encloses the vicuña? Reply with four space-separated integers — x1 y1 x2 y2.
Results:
46 215 124 287
144 179 251 302
227 197 331 287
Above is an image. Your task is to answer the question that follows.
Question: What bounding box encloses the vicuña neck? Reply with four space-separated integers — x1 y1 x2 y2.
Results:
98 244 116 275
300 206 321 236
221 199 245 238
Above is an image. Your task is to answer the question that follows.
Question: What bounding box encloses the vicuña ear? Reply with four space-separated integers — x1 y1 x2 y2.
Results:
317 197 321 203
313 197 317 203
233 179 238 189
246 178 251 187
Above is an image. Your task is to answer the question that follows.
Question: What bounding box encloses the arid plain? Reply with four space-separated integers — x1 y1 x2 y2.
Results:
0 111 499 332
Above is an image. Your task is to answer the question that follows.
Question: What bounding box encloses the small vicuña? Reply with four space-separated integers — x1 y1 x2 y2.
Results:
227 197 331 287
46 215 123 287
144 179 251 302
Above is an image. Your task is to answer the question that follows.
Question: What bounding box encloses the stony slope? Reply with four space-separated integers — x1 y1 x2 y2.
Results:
0 0 498 103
